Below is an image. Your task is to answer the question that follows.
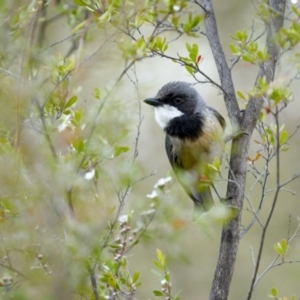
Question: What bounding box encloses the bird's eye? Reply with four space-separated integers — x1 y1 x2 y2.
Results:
174 98 183 104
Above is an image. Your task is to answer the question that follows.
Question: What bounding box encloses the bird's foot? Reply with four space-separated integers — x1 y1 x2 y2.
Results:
220 194 235 205
223 130 248 143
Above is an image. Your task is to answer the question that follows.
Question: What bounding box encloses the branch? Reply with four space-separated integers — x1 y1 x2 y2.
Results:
247 108 281 300
0 262 28 279
200 1 286 299
201 0 240 125
0 67 21 80
33 98 58 162
254 217 300 285
200 1 249 299
150 50 224 91
246 1 286 298
90 265 100 300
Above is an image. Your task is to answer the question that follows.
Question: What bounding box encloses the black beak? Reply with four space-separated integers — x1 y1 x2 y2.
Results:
143 98 162 107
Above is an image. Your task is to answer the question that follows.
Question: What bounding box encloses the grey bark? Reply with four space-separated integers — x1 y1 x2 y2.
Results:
200 0 286 299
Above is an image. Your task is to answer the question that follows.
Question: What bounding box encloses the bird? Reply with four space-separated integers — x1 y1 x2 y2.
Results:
144 81 226 213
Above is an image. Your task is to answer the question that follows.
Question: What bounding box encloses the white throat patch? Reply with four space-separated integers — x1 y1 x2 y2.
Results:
154 105 184 129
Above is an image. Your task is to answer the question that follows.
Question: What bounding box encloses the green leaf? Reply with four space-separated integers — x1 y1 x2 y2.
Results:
270 287 277 297
257 50 263 61
236 30 248 42
152 259 163 271
64 96 77 109
135 14 143 28
237 90 247 100
292 6 300 17
170 15 179 27
279 124 285 132
174 290 182 300
273 243 282 255
72 19 88 33
265 128 275 145
279 130 288 146
100 274 109 283
208 164 218 172
188 44 198 62
107 275 118 289
132 271 140 284
114 146 129 157
73 0 88 6
99 11 111 23
183 13 201 33
280 145 290 151
93 87 101 100
241 53 253 63
258 111 264 122
74 110 83 123
229 43 238 55
273 239 289 255
186 43 192 53
156 249 165 266
119 277 127 285
184 65 194 75
73 140 85 153
153 290 164 296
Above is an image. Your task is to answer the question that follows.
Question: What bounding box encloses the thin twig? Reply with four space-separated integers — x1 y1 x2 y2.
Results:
247 106 282 299
0 67 21 79
90 265 100 300
33 98 58 161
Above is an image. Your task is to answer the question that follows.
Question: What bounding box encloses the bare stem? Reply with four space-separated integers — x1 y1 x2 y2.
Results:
246 107 281 300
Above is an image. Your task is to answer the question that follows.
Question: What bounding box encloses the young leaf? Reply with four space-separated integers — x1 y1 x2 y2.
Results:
64 96 77 109
74 0 89 6
229 43 238 55
208 164 219 172
72 19 88 33
114 146 129 157
156 249 165 266
186 43 192 53
185 65 194 75
153 290 164 296
237 90 247 100
279 130 288 146
152 259 164 271
132 271 140 284
273 239 289 256
270 287 277 297
93 87 101 100
107 275 118 289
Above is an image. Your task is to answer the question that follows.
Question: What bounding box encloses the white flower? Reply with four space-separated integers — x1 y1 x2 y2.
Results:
161 279 167 285
118 215 128 223
84 168 95 180
173 5 181 11
154 176 172 188
57 115 71 132
146 190 158 199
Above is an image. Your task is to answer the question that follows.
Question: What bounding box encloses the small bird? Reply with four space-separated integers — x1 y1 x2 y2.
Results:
144 81 226 212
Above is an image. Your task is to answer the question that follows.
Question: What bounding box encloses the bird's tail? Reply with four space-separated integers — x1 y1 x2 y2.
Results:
190 185 214 213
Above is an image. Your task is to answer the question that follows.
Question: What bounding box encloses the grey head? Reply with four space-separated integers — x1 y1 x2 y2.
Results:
144 81 207 129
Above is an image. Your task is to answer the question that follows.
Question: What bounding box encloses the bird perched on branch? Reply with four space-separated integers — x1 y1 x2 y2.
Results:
144 81 226 213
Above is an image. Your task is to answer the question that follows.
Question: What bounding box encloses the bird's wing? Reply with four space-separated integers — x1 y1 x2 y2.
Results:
165 134 176 167
165 135 213 212
208 107 226 130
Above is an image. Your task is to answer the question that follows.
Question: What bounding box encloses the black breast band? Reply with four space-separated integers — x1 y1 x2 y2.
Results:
164 113 204 140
